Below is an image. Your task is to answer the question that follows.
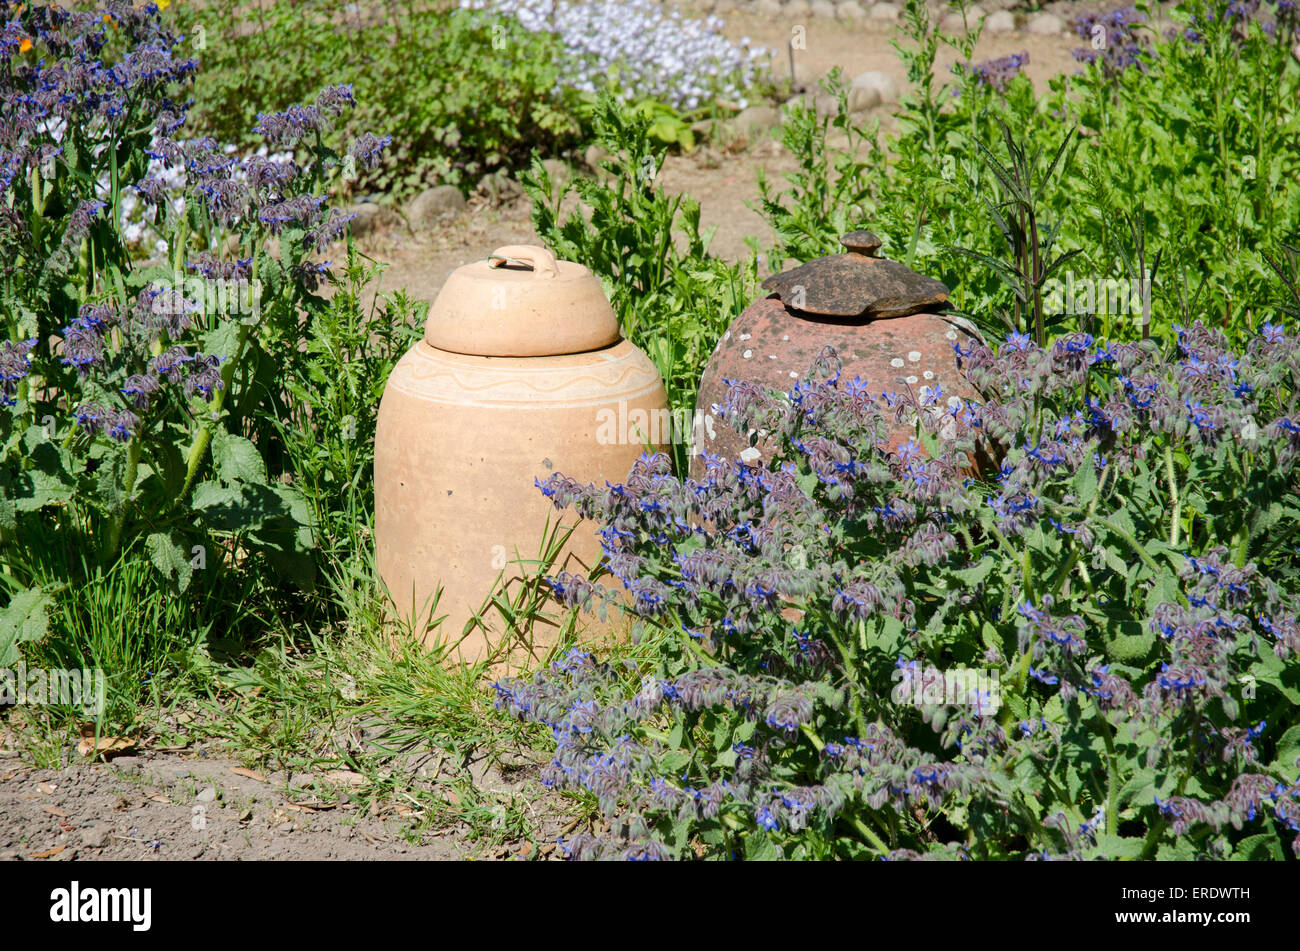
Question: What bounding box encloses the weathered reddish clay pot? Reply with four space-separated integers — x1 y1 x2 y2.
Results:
375 246 667 664
690 231 984 480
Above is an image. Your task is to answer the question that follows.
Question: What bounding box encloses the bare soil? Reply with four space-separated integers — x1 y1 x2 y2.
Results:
0 741 566 861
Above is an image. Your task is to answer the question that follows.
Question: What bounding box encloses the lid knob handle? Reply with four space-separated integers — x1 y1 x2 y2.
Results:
840 231 882 257
486 245 559 279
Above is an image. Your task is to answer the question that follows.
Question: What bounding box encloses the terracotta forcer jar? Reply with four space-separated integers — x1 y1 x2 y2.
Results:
375 245 667 663
691 231 985 480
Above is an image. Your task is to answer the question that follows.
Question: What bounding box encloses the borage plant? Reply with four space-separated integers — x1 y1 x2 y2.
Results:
0 1 389 662
498 323 1300 859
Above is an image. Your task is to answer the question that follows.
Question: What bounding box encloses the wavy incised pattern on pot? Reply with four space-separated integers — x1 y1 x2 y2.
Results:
386 341 663 408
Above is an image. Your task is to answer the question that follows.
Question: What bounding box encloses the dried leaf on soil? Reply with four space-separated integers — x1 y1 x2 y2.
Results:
76 735 135 758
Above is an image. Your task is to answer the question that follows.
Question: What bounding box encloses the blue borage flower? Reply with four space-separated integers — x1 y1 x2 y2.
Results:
0 338 37 407
1185 399 1220 432
74 402 140 441
1019 717 1049 737
120 373 161 410
1157 662 1207 693
962 50 1029 93
1003 331 1034 351
1025 440 1067 467
919 384 944 407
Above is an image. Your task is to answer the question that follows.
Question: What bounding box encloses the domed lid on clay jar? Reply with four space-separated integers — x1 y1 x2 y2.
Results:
425 245 620 357
760 231 950 320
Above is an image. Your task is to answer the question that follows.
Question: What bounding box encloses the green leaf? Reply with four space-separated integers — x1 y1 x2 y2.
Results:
0 478 15 534
981 620 1003 656
1089 832 1145 860
14 437 75 512
95 442 131 514
190 481 273 533
202 320 242 363
1232 833 1283 861
146 531 194 594
1103 617 1156 665
152 439 187 498
954 556 995 587
1116 767 1156 809
0 587 53 666
1072 459 1098 506
212 428 268 485
1156 838 1198 861
1269 724 1300 779
743 832 781 861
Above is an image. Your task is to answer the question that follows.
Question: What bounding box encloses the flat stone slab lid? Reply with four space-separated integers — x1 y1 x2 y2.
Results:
760 230 951 320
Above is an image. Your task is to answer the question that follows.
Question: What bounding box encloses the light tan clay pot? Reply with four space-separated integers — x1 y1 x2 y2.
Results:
374 246 667 664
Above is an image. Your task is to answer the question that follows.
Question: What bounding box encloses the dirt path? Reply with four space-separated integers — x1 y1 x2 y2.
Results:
0 743 565 861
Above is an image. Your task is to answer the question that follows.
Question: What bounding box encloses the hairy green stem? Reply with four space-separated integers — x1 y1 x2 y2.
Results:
104 437 142 564
850 814 891 855
1164 446 1181 547
1096 709 1119 837
179 321 251 501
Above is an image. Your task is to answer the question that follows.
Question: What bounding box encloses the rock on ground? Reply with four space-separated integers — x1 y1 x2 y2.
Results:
406 185 467 227
348 201 401 238
728 104 783 140
1026 11 1066 34
849 69 898 112
984 9 1016 32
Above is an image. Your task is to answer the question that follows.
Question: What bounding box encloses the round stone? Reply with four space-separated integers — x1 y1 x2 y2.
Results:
869 2 900 21
838 1 867 20
785 0 811 14
810 0 837 18
406 185 467 227
755 0 782 16
1026 11 1065 34
728 104 782 140
848 69 898 113
983 9 1015 32
347 201 399 237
